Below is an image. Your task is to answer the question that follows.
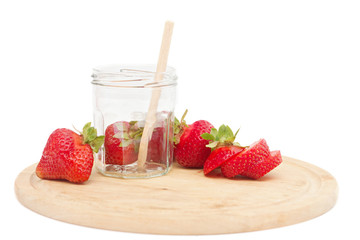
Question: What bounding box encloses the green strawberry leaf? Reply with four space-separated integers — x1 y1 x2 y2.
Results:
217 125 237 142
90 136 105 153
130 128 143 139
82 122 98 143
206 141 219 149
113 132 122 139
119 139 132 148
86 127 97 142
129 121 138 126
210 128 218 138
79 122 105 153
174 117 181 135
217 125 229 142
115 122 128 132
204 124 244 150
83 122 91 133
113 131 131 140
201 132 215 141
123 132 130 140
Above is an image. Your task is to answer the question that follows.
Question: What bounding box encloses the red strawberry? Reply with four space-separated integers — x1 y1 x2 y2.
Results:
244 150 282 179
203 146 244 175
147 126 174 165
173 110 214 168
201 124 245 175
145 111 174 164
104 121 141 165
36 123 104 183
147 127 164 163
174 119 214 168
221 138 271 178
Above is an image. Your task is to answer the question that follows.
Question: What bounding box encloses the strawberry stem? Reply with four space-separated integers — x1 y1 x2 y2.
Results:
181 109 188 123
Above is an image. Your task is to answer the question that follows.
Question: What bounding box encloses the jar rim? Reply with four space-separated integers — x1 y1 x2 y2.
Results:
91 64 177 88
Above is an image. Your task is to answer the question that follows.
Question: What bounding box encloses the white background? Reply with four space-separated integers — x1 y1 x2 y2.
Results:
1 0 359 239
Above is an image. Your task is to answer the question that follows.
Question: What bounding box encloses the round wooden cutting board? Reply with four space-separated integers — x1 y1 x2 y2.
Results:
14 156 338 235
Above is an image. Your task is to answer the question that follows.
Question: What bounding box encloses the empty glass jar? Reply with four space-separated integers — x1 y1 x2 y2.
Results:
91 64 177 178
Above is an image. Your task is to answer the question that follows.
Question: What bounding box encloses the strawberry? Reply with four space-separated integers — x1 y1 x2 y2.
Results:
147 125 175 164
220 138 271 178
147 126 164 163
203 146 244 175
36 123 104 183
173 110 214 168
104 121 142 165
244 150 282 179
201 125 245 175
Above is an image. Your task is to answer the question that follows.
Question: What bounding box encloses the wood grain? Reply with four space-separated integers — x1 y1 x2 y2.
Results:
14 156 338 235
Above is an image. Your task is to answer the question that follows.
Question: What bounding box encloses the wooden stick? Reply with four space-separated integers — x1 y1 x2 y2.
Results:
137 21 174 169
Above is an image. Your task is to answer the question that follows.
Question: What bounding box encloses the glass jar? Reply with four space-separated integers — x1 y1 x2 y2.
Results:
91 64 177 178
